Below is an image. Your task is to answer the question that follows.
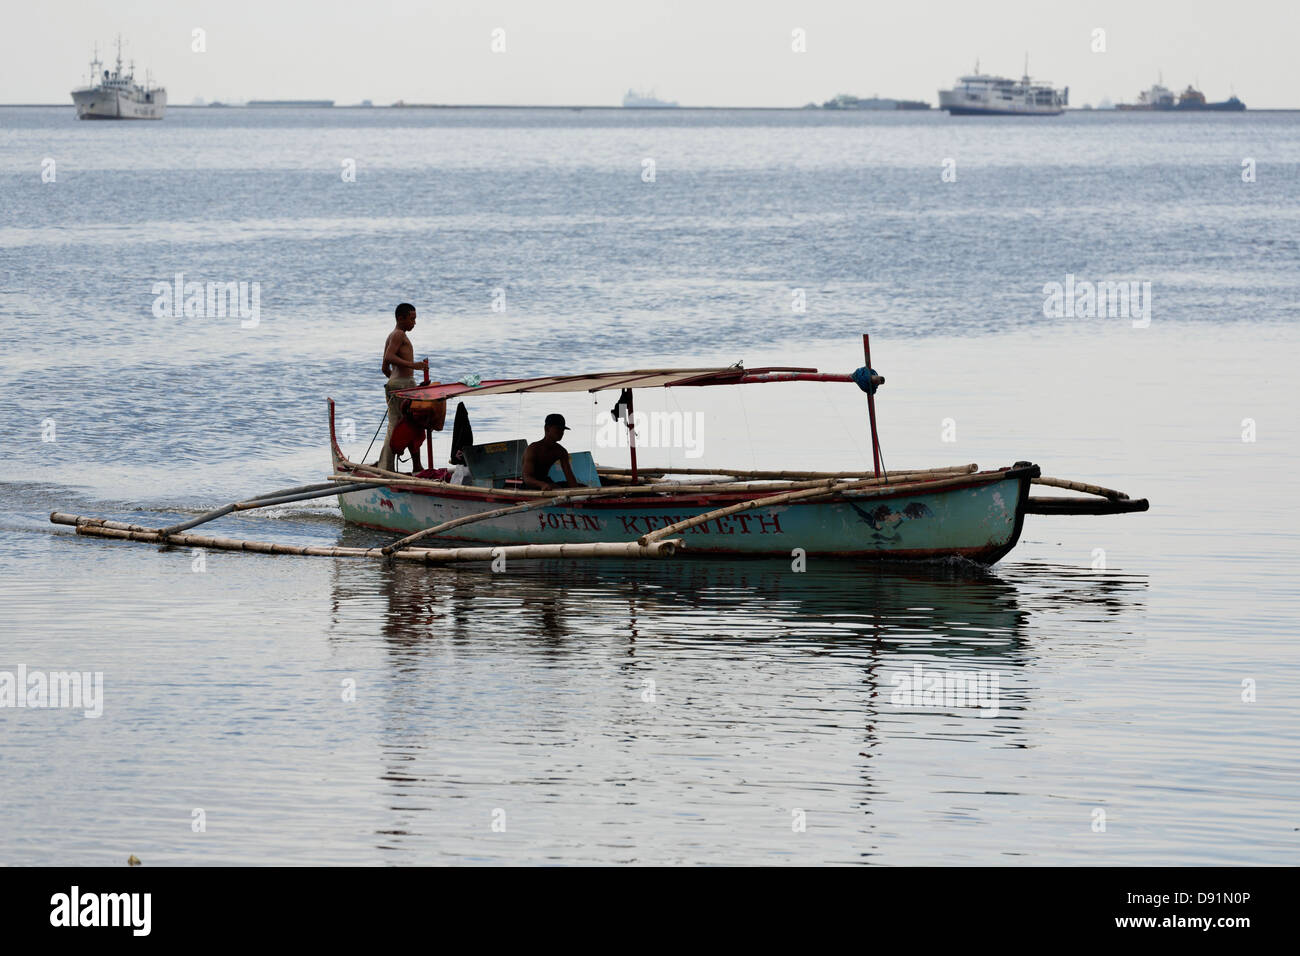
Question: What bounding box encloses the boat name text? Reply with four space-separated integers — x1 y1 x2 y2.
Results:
533 511 784 535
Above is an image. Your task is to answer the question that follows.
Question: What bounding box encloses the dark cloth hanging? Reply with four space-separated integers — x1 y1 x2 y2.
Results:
610 388 633 421
448 401 474 465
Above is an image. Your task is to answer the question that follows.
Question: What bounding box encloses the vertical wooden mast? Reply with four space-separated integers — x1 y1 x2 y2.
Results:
863 334 882 477
422 363 433 470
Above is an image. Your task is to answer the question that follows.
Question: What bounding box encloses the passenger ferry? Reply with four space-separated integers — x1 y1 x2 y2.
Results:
938 59 1066 116
622 89 678 108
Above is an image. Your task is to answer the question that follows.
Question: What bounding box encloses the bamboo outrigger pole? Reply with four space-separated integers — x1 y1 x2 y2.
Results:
155 481 376 537
50 513 681 563
595 464 977 482
329 468 977 499
381 494 598 555
637 479 867 545
1033 476 1130 500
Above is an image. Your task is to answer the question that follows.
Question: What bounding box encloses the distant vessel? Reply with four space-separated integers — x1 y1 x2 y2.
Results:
247 100 335 108
622 89 678 108
822 94 930 110
1116 77 1175 110
70 39 166 120
1118 78 1244 111
938 58 1066 116
1177 86 1245 111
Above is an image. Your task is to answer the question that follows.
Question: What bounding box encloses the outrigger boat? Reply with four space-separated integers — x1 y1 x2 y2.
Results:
324 336 1148 564
52 336 1148 566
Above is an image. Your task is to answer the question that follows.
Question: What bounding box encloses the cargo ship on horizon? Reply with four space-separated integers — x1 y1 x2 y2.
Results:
1116 77 1244 111
247 100 335 108
821 94 930 110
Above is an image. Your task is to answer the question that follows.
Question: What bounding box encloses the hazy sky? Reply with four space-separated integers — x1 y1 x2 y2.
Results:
2 0 1296 108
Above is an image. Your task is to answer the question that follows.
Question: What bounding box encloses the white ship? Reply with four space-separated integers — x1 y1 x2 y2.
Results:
70 39 166 120
622 89 678 108
938 59 1066 116
1115 76 1177 110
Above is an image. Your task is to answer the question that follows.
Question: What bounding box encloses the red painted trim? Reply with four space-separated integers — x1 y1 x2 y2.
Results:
666 366 819 387
327 398 345 464
421 366 434 467
392 377 532 402
733 372 853 385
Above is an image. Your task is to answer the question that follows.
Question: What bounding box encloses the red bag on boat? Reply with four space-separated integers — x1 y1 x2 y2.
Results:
392 395 446 457
390 418 424 456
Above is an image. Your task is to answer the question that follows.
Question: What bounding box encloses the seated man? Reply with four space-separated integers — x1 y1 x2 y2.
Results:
521 414 585 490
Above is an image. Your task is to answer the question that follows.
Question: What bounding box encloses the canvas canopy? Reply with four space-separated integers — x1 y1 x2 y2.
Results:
395 366 857 402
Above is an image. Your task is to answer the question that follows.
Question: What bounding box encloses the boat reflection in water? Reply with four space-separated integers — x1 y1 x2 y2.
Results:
328 524 1144 655
331 541 1031 653
324 541 1147 859
324 540 1150 691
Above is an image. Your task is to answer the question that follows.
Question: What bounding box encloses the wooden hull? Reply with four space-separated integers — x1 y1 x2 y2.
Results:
328 410 1036 564
334 473 1033 562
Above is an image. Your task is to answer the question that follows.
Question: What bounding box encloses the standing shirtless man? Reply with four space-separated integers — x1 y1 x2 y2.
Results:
380 303 428 470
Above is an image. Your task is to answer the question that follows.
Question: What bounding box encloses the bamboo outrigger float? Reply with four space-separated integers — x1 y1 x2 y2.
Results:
51 336 1149 565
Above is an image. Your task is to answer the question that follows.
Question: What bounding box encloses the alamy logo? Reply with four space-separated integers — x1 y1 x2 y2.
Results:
890 664 1000 717
151 272 261 328
49 886 150 936
594 410 704 458
1042 274 1151 327
0 665 103 718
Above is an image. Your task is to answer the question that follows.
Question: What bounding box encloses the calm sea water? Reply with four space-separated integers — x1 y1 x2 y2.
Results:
1 107 1297 865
